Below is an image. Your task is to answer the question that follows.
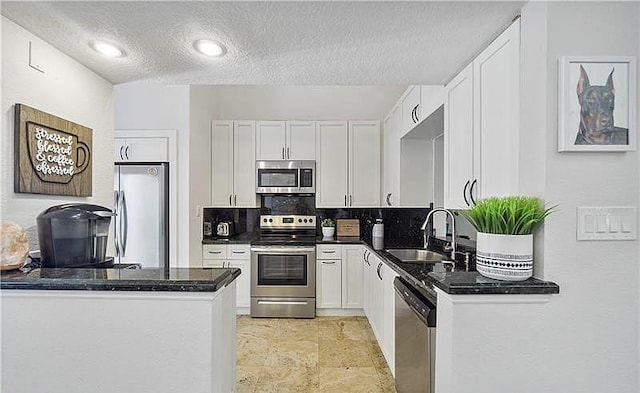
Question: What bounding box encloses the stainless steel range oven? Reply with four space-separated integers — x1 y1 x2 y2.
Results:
250 214 317 318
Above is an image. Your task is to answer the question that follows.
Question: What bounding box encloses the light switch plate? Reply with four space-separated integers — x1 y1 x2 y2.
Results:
577 207 637 241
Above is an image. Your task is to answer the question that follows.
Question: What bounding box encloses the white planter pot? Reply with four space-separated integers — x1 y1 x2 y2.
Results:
322 227 335 238
476 233 533 281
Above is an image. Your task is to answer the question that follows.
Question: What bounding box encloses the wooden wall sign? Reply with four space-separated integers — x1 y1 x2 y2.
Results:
14 104 92 196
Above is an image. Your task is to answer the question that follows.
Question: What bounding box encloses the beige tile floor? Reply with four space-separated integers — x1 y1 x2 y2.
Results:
236 316 397 393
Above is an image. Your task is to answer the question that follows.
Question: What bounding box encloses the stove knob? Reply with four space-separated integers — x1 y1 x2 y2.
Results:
269 218 273 223
309 218 313 223
263 218 267 223
304 219 308 223
298 219 302 223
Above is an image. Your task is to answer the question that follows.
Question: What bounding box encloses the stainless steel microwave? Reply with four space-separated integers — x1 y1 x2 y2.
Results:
256 161 315 194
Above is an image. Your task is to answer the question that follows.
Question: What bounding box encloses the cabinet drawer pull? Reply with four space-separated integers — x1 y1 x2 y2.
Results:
234 195 237 206
125 145 131 160
119 145 125 160
376 262 383 280
208 251 222 254
232 251 246 254
229 195 232 206
322 261 336 264
282 147 285 160
322 250 336 254
287 147 290 159
344 195 347 207
386 193 392 206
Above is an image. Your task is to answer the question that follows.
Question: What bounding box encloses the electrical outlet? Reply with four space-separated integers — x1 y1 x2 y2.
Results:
195 205 201 217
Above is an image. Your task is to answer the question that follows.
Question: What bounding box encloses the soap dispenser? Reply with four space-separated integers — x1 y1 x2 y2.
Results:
372 218 384 250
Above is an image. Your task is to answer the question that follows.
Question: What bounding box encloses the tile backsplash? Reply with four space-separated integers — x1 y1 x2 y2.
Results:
317 208 430 248
203 206 476 249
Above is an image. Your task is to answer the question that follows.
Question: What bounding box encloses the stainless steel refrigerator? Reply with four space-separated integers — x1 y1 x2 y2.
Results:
113 163 168 270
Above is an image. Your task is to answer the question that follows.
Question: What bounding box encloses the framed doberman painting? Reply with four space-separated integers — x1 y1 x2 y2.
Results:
558 56 636 152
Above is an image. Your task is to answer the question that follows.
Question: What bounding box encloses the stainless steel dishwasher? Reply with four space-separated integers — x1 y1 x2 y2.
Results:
394 276 437 393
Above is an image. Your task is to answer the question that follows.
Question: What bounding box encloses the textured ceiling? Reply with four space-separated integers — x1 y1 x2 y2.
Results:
1 1 524 85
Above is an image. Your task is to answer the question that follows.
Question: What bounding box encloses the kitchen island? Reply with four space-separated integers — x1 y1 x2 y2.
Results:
1 267 240 393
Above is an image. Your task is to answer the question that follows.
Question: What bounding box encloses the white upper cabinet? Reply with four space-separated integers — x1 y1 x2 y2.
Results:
114 137 168 162
383 105 401 206
316 121 349 208
444 64 475 209
256 121 286 160
211 121 258 208
401 86 421 135
256 120 316 160
286 121 316 160
473 18 520 201
233 121 258 207
211 121 234 207
444 19 520 208
349 121 381 207
316 121 380 208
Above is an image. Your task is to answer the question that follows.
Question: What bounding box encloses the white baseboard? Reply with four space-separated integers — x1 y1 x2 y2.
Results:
316 308 365 317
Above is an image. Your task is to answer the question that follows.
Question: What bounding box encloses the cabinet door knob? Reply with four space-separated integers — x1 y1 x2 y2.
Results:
463 180 470 206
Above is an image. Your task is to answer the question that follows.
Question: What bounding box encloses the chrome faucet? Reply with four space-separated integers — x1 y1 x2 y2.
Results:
420 208 456 260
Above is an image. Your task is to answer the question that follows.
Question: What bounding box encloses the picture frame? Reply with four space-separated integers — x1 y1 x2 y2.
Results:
558 56 636 152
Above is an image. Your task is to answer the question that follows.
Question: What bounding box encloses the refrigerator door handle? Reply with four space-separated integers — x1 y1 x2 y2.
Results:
113 190 120 257
120 191 129 256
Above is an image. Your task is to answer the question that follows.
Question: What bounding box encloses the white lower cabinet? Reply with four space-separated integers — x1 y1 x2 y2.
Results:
316 258 342 309
363 246 398 376
202 244 251 313
342 245 364 308
316 244 364 310
381 262 399 376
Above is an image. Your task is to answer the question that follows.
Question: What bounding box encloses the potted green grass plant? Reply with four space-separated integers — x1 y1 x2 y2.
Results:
321 218 335 238
462 196 555 281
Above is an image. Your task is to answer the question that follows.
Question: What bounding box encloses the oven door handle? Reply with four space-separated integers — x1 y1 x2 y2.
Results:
250 247 316 253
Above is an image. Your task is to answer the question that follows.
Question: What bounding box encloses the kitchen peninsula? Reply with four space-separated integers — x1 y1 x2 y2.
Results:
1 267 240 393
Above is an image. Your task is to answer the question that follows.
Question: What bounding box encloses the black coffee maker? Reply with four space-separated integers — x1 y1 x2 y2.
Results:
37 204 116 268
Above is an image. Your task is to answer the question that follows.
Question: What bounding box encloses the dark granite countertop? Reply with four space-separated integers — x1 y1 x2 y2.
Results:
202 233 258 244
0 267 241 292
366 242 559 300
316 236 363 244
197 233 560 298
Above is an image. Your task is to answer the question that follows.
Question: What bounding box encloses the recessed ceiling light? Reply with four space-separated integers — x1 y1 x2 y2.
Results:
90 41 125 58
193 39 226 57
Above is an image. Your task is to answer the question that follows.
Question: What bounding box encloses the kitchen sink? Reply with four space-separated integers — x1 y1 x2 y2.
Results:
385 249 447 263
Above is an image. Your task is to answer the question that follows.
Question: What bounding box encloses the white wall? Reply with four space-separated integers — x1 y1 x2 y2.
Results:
188 85 405 262
113 83 190 267
542 2 639 391
438 3 639 393
190 85 405 120
1 17 113 238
